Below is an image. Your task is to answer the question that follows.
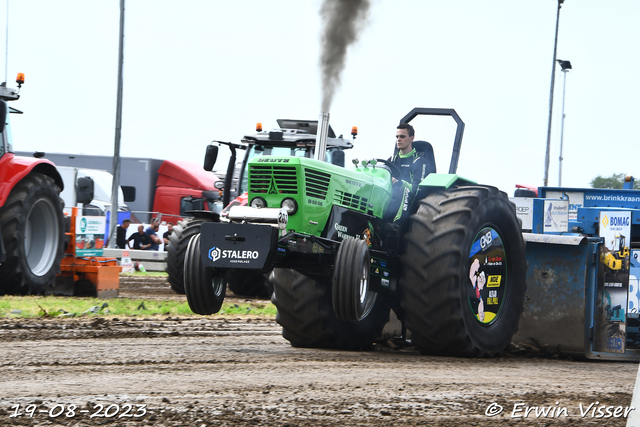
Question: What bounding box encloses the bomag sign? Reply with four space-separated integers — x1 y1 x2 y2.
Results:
603 214 630 228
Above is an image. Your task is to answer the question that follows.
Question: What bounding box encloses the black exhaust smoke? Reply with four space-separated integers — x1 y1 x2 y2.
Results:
319 0 371 113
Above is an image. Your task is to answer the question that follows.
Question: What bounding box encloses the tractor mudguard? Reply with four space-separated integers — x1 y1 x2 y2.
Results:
417 173 477 190
200 222 279 270
413 173 478 206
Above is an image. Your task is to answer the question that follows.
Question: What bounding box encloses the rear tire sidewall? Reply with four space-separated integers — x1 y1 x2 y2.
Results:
458 195 526 352
0 173 65 294
21 193 63 286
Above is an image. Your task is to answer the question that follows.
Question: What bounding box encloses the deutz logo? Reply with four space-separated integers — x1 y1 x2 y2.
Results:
257 158 290 163
80 217 87 233
269 176 278 194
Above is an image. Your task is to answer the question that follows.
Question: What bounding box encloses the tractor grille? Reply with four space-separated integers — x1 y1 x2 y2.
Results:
249 165 298 194
334 191 369 212
304 169 331 200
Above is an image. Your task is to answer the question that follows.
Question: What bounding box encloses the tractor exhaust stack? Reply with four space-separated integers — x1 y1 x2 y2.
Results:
314 112 330 162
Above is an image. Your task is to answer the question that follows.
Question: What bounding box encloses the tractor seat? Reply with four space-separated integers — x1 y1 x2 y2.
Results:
411 140 437 175
390 140 437 176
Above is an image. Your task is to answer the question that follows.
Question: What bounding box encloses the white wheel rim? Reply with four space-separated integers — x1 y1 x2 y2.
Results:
212 276 224 297
359 263 368 304
25 197 59 276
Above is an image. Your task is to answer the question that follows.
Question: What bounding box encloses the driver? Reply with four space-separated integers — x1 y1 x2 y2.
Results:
389 123 428 193
384 123 428 223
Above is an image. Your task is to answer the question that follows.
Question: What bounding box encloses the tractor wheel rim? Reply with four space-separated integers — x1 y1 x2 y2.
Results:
467 226 508 326
25 197 59 276
212 276 224 297
359 262 368 304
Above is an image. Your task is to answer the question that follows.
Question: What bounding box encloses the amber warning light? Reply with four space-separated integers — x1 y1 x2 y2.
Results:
256 123 263 132
351 126 358 139
16 72 25 88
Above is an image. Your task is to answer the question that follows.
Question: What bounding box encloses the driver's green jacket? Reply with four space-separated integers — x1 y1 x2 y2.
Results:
389 148 428 193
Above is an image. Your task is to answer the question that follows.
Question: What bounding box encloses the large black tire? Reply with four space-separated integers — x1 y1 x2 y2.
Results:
271 268 390 350
400 185 526 357
184 234 226 315
226 269 272 298
0 173 65 295
332 238 376 322
166 218 209 294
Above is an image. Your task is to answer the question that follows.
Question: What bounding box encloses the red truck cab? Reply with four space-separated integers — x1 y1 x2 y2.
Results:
151 159 222 223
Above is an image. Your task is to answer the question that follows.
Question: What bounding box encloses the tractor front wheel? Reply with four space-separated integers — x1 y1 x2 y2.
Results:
332 238 376 322
400 185 526 357
271 268 390 350
166 218 209 294
184 233 226 315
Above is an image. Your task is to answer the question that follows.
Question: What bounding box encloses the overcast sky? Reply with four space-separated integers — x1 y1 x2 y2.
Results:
3 0 639 195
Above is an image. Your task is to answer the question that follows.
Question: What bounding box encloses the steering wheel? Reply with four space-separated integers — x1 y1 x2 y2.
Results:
374 158 402 181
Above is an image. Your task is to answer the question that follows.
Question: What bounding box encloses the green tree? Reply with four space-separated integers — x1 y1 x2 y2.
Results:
590 173 640 190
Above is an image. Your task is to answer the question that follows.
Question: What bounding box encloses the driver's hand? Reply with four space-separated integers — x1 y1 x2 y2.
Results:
392 177 398 184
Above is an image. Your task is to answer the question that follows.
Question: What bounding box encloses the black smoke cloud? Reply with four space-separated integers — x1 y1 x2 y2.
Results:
319 0 371 113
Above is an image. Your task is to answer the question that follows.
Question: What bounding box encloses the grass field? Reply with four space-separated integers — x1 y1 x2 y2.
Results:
0 296 277 318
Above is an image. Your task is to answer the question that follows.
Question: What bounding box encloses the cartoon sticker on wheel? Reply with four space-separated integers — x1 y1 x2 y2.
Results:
468 227 507 324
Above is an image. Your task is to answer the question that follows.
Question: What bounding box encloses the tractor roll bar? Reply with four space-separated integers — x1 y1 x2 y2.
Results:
399 108 464 174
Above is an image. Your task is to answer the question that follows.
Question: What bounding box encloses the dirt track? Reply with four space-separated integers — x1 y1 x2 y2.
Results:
0 276 637 426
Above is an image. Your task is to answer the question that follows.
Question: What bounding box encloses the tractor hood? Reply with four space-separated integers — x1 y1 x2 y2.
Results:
247 156 392 237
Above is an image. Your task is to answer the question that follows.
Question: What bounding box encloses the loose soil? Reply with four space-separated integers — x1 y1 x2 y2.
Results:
0 276 636 426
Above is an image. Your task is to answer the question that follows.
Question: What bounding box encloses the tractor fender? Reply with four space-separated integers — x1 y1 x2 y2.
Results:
417 173 477 191
0 153 63 206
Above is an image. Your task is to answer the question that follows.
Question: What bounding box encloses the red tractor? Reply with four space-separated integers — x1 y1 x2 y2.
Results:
0 74 67 294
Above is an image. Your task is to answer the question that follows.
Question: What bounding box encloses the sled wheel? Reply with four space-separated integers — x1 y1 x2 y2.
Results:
166 218 209 294
271 268 389 350
226 269 272 298
400 185 526 357
0 173 65 295
184 234 226 315
332 238 377 321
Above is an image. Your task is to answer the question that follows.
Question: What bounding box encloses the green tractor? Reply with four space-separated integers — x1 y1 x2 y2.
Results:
166 119 353 296
184 108 527 357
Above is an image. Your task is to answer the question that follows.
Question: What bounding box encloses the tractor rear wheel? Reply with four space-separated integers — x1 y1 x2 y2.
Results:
166 218 208 294
332 238 376 321
183 233 226 315
400 185 526 357
0 173 65 295
271 268 390 350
